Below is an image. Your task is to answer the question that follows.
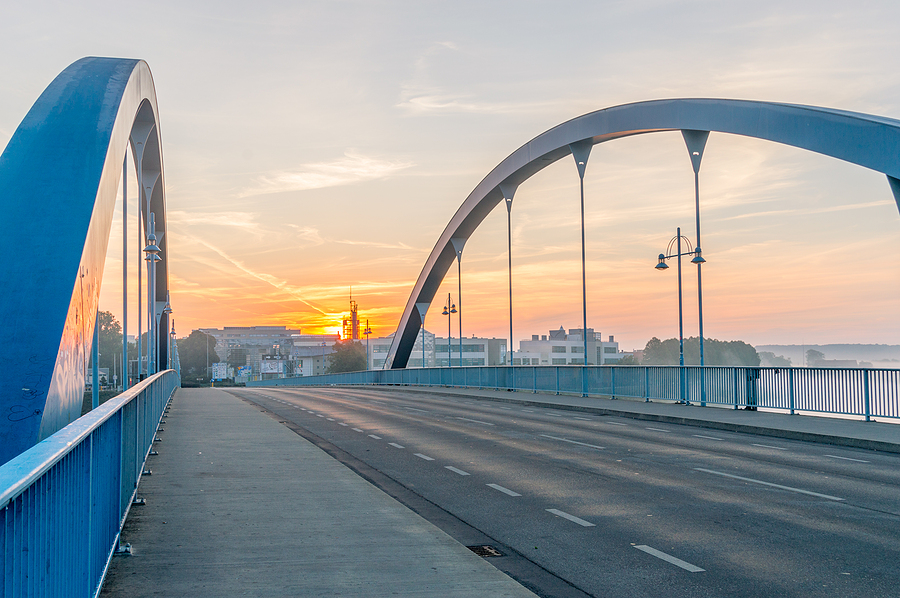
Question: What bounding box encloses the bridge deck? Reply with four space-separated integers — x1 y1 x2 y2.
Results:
100 387 536 597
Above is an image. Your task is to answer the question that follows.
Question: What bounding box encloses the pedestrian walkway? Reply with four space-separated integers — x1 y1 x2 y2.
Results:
100 388 537 598
381 385 900 453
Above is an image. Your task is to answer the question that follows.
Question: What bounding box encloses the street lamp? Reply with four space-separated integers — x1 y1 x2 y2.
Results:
363 320 372 370
321 340 327 374
655 226 705 404
162 293 172 370
441 294 457 368
143 214 161 375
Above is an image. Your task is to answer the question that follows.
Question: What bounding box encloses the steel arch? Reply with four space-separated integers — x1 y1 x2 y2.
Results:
0 57 170 464
385 99 900 369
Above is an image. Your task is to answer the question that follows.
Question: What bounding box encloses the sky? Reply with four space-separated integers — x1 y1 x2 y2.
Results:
1 0 899 353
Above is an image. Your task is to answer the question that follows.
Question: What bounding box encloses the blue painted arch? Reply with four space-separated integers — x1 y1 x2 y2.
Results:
0 57 170 464
385 99 900 369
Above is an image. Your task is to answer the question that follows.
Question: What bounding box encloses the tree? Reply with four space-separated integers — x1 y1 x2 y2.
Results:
326 340 366 373
617 354 640 365
96 311 123 372
176 331 219 383
806 349 825 367
759 351 791 367
641 337 760 366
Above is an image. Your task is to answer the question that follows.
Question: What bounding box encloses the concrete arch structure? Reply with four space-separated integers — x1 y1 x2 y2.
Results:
0 57 170 464
385 99 900 369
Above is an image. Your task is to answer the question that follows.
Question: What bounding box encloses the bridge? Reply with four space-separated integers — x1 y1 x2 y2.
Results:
1 58 899 597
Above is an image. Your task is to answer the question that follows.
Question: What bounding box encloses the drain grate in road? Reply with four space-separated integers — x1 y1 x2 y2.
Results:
467 545 503 557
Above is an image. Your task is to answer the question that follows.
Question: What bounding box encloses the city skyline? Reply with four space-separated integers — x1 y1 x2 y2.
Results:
1 2 898 353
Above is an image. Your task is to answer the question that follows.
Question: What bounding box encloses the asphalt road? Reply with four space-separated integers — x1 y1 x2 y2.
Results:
229 386 900 598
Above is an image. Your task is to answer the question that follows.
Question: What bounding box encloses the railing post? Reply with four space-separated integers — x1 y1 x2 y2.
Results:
789 368 795 415
864 369 871 422
611 367 616 399
644 366 649 402
533 367 537 394
556 366 560 395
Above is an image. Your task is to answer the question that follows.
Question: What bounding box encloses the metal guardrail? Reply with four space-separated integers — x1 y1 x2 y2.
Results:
250 365 900 421
0 370 178 598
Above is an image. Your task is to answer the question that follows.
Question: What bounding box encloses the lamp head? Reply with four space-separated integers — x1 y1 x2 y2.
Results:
691 247 706 264
442 306 449 316
655 254 669 270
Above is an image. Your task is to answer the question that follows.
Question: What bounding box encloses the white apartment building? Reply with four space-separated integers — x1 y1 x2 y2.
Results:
516 327 622 365
366 331 506 369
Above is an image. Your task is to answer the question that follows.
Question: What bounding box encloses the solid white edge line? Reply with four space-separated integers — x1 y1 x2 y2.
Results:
487 483 521 497
634 545 705 572
414 453 434 461
445 466 470 476
546 509 595 527
825 455 869 463
694 468 844 501
388 442 405 449
540 434 605 450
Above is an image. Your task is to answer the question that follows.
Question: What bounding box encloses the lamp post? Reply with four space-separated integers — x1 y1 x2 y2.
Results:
143 214 161 376
169 320 176 372
441 294 456 368
655 226 705 404
162 292 172 370
321 341 326 374
363 320 372 370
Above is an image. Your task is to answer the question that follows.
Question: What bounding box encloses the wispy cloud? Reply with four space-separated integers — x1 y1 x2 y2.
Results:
241 152 413 197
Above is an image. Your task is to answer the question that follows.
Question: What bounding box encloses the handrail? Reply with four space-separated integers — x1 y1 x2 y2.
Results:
0 370 178 597
249 365 900 421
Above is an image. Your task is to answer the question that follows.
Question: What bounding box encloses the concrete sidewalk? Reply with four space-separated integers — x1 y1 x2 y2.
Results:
100 388 537 598
378 385 900 453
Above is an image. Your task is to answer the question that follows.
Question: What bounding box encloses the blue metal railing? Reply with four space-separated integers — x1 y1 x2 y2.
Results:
249 365 900 421
0 370 178 598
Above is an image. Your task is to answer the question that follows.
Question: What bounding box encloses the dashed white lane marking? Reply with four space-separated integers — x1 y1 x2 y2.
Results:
693 435 723 441
634 545 705 572
316 414 325 418
521 409 534 413
487 483 521 496
338 423 348 426
546 414 563 417
404 407 428 413
414 453 435 461
388 442 405 449
546 509 595 527
694 468 845 501
326 418 334 421
499 407 512 410
646 427 669 432
606 422 627 426
352 428 364 433
368 434 382 439
826 455 870 463
753 444 786 450
540 434 605 450
573 417 592 421
456 417 495 426
445 466 470 476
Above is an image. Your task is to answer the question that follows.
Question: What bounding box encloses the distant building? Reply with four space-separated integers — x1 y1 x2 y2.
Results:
198 326 339 379
366 331 506 369
516 327 621 365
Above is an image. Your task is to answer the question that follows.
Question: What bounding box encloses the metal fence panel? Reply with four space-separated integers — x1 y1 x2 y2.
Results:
0 370 178 598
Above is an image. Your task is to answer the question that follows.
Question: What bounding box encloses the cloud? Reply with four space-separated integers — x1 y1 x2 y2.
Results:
241 152 413 197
